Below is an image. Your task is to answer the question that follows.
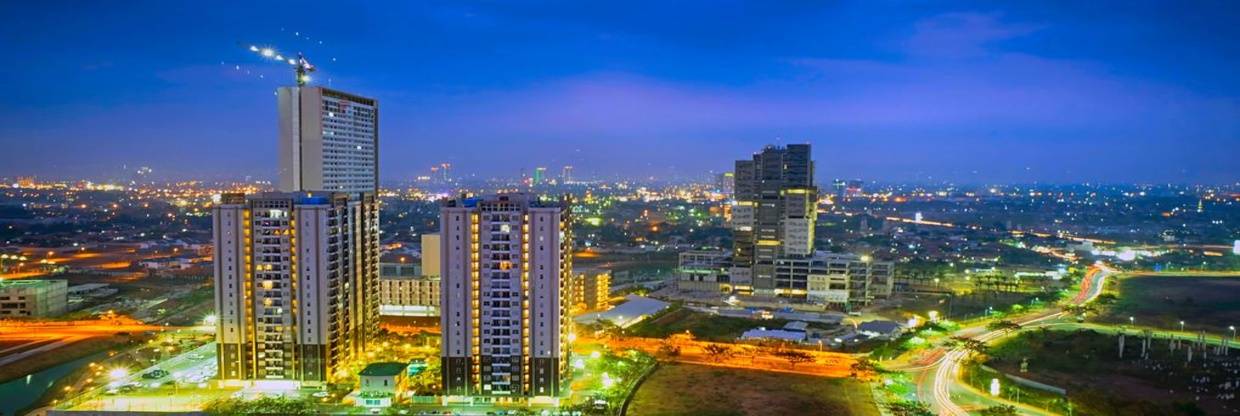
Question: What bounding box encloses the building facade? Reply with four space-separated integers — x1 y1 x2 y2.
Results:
440 193 572 400
775 252 894 307
0 279 67 318
731 144 817 296
675 249 733 293
278 86 379 194
213 192 380 386
379 262 440 317
570 268 610 312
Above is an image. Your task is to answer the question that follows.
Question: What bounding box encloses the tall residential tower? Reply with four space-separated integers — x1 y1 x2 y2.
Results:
214 192 380 386
214 82 381 387
439 193 572 400
278 86 379 194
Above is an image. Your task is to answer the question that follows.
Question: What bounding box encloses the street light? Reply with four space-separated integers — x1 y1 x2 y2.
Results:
1129 316 1134 326
1180 321 1185 332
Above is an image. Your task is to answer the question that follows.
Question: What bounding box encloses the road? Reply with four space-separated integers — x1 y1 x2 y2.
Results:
914 264 1113 415
589 335 857 378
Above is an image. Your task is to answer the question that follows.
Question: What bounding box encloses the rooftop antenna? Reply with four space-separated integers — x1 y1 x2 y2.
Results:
245 44 316 86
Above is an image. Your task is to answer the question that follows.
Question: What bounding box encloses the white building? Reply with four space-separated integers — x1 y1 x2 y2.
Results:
213 192 380 386
440 193 572 399
775 252 893 308
278 86 379 194
0 279 67 318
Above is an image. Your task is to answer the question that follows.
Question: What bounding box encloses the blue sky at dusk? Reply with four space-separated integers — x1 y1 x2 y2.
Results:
2 1 1238 184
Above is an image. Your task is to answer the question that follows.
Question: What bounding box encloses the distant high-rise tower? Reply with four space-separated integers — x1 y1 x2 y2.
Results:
533 167 547 185
278 86 378 194
560 166 573 184
214 192 380 386
731 144 817 296
715 172 735 198
439 193 572 399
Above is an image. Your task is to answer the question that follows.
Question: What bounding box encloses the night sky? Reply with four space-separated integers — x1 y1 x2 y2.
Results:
2 1 1238 184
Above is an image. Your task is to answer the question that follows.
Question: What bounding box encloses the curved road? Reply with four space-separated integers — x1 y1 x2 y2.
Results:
918 264 1113 416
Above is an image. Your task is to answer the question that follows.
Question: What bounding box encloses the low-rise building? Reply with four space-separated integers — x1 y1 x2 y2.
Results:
357 362 409 408
740 320 813 343
0 279 68 318
775 252 893 308
379 262 440 317
675 249 733 292
571 268 611 313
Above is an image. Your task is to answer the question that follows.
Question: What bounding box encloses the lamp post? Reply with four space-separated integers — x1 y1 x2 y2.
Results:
1180 321 1185 332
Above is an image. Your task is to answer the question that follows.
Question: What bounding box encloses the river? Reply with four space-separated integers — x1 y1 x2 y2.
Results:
0 351 107 416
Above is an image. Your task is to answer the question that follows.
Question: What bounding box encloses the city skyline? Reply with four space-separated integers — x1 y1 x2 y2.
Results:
3 1 1239 184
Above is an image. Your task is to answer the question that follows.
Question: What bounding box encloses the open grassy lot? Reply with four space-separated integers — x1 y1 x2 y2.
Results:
983 329 1229 415
1101 274 1240 333
627 363 879 416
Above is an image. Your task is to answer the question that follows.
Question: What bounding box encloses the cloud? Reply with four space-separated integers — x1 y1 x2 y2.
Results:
904 12 1041 58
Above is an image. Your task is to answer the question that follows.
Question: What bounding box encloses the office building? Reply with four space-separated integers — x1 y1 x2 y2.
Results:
675 250 734 293
278 86 379 194
731 144 817 296
440 193 572 399
774 252 893 307
0 279 67 318
213 191 380 386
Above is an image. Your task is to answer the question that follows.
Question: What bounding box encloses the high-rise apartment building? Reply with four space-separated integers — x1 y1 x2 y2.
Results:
439 193 572 400
278 86 379 194
213 192 380 386
731 144 817 296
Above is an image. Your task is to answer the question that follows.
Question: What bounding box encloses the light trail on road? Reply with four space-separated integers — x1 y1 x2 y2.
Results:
926 264 1112 415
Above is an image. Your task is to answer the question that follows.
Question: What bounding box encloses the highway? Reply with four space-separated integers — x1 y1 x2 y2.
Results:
915 264 1113 415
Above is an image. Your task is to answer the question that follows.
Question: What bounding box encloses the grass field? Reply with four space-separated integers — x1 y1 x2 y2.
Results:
1102 274 1240 333
627 363 879 416
984 329 1228 415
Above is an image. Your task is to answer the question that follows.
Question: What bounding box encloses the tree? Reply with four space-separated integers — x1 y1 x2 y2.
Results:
703 344 731 362
204 397 318 415
775 349 813 368
850 357 878 378
978 405 1018 416
987 320 1021 333
656 342 681 358
886 400 934 416
953 336 989 361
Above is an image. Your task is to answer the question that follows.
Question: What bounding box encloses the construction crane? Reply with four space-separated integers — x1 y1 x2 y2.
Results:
245 44 316 86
